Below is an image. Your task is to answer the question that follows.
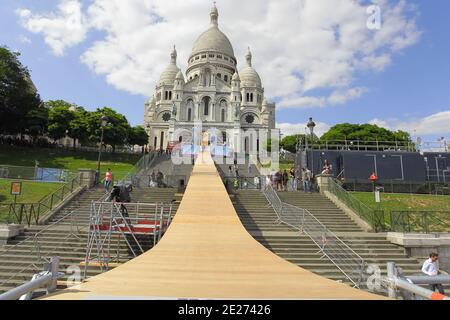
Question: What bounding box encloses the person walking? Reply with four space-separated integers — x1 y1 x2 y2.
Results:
422 253 445 294
104 168 113 193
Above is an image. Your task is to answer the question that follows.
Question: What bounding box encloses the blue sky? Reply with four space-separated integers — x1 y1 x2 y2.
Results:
1 0 449 143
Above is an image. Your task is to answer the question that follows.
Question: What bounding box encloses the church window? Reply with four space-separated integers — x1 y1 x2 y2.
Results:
245 114 255 124
201 54 206 58
209 54 215 58
162 113 171 122
217 73 222 79
164 91 168 100
246 93 250 102
224 57 229 61
195 56 199 60
203 97 210 116
250 93 254 102
169 91 173 100
217 54 222 59
221 109 226 122
188 108 192 121
224 75 228 83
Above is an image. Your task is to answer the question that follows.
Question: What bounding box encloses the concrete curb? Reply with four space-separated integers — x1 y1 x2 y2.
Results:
323 190 374 233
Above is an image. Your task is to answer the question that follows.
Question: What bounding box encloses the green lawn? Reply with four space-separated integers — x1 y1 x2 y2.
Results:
0 145 141 181
0 179 62 204
352 192 450 212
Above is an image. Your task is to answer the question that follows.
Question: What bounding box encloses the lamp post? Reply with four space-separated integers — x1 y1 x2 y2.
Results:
96 116 109 185
306 118 316 174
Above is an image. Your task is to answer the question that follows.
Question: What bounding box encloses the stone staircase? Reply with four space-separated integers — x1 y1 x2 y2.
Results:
0 186 181 295
232 190 429 290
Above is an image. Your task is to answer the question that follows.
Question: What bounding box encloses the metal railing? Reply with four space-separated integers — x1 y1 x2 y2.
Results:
262 184 366 288
0 257 62 300
383 262 450 300
84 200 174 278
341 179 450 195
0 192 109 292
0 174 83 226
0 165 75 182
299 139 416 152
326 179 387 231
390 211 450 233
118 153 158 187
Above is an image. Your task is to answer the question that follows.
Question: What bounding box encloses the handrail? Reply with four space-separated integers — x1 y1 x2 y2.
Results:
1 174 83 226
390 210 450 233
383 262 450 300
0 257 61 300
326 178 387 231
300 139 416 152
262 184 366 288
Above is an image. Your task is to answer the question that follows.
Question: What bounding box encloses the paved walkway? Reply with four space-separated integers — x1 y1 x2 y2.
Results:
44 150 384 300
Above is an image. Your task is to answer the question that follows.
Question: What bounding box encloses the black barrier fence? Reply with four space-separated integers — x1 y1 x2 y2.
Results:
341 179 450 195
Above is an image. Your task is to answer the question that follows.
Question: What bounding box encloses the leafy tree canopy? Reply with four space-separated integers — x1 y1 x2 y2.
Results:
320 123 412 143
128 126 149 147
0 46 42 134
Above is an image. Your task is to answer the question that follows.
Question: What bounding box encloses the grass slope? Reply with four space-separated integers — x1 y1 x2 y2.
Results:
352 192 450 212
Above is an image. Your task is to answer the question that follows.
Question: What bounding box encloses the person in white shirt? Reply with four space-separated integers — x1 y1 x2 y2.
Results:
422 252 445 294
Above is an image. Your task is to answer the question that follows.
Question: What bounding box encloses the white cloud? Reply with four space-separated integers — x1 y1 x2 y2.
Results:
16 0 87 56
18 35 32 44
370 110 450 136
16 0 420 107
278 122 331 138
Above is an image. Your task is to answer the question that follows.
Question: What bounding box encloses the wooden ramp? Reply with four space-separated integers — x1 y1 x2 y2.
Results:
44 151 383 300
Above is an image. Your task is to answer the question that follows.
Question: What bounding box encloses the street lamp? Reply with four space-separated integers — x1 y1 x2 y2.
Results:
96 115 109 184
306 118 316 174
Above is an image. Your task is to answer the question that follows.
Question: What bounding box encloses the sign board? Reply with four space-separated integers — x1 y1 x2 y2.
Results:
374 190 381 203
11 182 22 196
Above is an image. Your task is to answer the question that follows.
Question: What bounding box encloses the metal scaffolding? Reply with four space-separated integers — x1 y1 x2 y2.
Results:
83 201 173 278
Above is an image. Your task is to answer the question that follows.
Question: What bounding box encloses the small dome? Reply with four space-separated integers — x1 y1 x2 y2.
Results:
239 47 262 88
159 46 181 85
175 71 184 80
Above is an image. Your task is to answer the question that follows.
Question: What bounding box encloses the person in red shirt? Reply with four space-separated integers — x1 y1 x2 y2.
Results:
369 172 378 191
104 168 113 193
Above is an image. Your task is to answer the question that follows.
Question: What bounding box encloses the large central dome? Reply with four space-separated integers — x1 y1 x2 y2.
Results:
189 3 235 59
192 27 235 58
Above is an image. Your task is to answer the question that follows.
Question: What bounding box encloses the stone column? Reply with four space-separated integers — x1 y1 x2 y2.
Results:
316 174 333 194
78 169 96 189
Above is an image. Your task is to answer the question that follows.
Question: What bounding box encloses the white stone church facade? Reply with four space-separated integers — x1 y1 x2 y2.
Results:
144 4 276 151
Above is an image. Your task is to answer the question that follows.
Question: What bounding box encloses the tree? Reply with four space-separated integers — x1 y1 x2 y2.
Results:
0 46 42 134
128 126 149 147
68 107 89 149
25 107 48 143
47 100 75 141
88 107 131 152
320 123 412 143
281 135 303 153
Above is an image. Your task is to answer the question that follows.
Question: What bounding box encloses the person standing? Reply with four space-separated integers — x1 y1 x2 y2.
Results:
282 170 289 192
104 168 113 193
422 253 445 294
302 167 311 193
290 167 296 191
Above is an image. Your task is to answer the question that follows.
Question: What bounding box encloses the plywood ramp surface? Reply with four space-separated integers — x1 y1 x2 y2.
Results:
44 151 384 300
